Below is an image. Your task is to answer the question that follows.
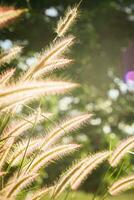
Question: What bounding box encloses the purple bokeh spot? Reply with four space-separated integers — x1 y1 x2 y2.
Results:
125 71 134 82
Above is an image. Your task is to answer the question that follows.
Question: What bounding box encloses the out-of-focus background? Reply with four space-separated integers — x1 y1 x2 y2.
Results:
0 0 134 199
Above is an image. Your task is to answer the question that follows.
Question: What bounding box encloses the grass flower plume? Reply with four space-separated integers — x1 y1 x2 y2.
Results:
109 174 134 196
109 136 134 167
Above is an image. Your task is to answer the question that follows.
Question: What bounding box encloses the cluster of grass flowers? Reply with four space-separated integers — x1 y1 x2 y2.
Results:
0 4 133 200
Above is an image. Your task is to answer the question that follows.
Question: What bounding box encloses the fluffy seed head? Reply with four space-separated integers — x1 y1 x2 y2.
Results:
109 174 134 196
0 46 22 66
32 58 72 79
71 151 111 190
0 68 15 86
7 138 45 166
56 6 78 37
23 36 74 80
53 157 89 198
109 136 134 167
0 80 78 111
25 144 80 173
0 112 51 170
30 186 53 200
42 113 92 150
0 7 27 28
5 173 38 198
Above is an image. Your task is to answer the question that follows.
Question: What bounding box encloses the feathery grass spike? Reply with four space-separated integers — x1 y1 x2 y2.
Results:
3 112 51 138
0 68 15 85
26 144 80 173
71 151 111 190
0 3 98 199
56 6 78 37
33 58 72 78
109 174 134 196
0 137 15 171
0 80 78 111
53 157 89 198
0 46 22 66
30 187 53 200
0 112 51 170
7 138 45 166
109 136 134 167
0 7 27 28
5 173 38 198
42 114 92 150
23 36 74 80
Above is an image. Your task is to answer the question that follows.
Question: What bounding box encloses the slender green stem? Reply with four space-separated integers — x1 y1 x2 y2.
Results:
22 104 69 174
92 138 112 200
101 161 125 200
17 108 40 177
64 188 71 200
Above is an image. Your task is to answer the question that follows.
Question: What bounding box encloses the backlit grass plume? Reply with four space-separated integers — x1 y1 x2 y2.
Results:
42 113 92 150
71 151 111 190
25 144 80 174
0 80 78 111
53 151 110 198
0 68 15 86
3 173 38 199
23 36 74 80
52 157 89 198
109 174 134 196
55 6 78 37
0 46 22 66
7 113 90 167
32 58 72 79
29 187 53 200
7 138 45 166
109 135 134 167
0 112 51 170
0 6 27 28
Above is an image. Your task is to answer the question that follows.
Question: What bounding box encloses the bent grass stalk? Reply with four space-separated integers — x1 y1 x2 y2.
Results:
17 108 44 177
